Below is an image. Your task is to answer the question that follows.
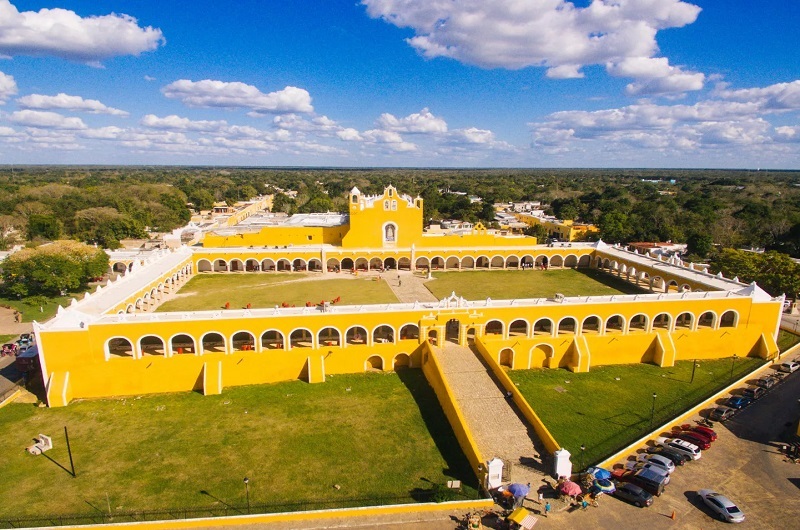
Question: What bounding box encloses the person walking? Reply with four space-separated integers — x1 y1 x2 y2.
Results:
538 491 544 504
544 501 551 517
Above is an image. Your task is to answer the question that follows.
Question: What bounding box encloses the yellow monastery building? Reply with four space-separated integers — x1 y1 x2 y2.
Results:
34 186 782 413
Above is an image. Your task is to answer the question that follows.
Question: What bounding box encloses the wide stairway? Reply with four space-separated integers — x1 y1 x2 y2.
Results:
436 341 549 485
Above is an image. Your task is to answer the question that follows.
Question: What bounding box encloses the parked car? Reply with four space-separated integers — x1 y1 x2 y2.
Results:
687 425 718 442
646 446 688 466
636 454 676 473
709 406 736 422
613 468 668 496
14 348 39 373
625 461 672 483
1 343 18 356
657 437 701 460
726 396 752 410
779 361 800 373
611 482 653 508
697 489 745 523
756 376 777 389
742 386 765 400
675 431 711 450
19 333 31 342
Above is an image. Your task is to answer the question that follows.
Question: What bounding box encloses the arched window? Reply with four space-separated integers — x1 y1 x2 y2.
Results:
485 320 503 335
629 314 648 332
582 316 600 334
675 312 693 329
533 318 553 336
107 337 134 359
605 315 624 333
509 319 528 336
653 313 671 330
557 317 576 335
698 311 716 329
719 311 737 328
385 223 397 242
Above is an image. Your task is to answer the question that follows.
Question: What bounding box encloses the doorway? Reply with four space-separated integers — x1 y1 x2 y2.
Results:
445 318 460 343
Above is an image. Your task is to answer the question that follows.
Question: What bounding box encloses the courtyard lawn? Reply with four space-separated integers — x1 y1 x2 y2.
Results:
508 357 766 468
156 273 398 312
425 268 645 301
0 371 477 520
778 329 800 352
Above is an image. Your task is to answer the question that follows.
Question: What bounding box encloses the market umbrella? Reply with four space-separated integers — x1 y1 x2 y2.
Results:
507 483 531 497
586 466 612 480
591 478 616 494
558 480 582 497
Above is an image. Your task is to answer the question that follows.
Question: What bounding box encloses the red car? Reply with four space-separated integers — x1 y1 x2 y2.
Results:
676 431 711 450
689 425 717 442
1 343 18 356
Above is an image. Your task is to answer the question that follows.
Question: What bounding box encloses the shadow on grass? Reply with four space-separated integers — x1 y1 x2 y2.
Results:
573 268 649 295
395 368 479 494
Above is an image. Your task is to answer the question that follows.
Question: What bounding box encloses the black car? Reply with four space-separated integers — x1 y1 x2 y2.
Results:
756 376 776 389
646 446 688 466
612 481 654 508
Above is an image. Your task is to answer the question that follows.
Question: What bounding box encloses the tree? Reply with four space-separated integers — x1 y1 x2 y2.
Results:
188 189 215 212
709 248 800 298
686 232 713 258
1 241 109 297
27 214 62 240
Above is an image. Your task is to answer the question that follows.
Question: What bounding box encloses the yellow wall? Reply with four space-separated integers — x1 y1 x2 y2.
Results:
514 212 599 241
202 225 345 248
342 186 424 248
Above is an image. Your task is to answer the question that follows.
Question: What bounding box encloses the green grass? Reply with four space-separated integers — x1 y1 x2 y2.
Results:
0 295 72 323
0 334 18 344
778 329 800 352
156 273 398 312
425 268 646 301
0 371 477 519
509 357 766 467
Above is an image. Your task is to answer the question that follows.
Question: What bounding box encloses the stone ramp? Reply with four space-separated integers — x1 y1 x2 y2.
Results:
435 341 548 486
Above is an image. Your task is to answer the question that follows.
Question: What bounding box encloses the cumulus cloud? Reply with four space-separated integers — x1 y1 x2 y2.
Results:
0 70 16 103
714 80 800 111
17 93 129 116
607 57 704 95
362 129 418 151
273 114 340 132
337 128 363 141
376 108 448 133
363 0 704 95
0 0 164 64
140 114 226 132
9 109 87 130
162 79 313 114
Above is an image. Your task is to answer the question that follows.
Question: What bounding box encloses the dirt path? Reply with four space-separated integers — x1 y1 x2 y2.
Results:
0 307 33 336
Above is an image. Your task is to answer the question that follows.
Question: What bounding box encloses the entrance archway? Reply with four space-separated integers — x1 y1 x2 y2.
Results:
445 319 460 343
499 348 513 368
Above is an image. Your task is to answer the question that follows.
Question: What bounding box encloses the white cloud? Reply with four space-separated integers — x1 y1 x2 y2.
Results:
376 108 448 133
17 93 129 116
714 80 800 111
162 79 313 114
141 114 226 132
273 114 340 132
363 0 704 95
144 75 156 82
775 126 800 143
337 128 363 141
9 109 87 130
362 129 417 151
0 70 17 103
0 0 164 64
607 57 704 95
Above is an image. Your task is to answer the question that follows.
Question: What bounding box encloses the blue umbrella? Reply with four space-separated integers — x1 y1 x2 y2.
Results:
586 466 611 480
507 483 531 497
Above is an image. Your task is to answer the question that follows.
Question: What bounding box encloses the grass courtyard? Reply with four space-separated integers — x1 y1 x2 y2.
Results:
424 268 645 300
508 356 766 467
156 273 398 312
0 371 477 520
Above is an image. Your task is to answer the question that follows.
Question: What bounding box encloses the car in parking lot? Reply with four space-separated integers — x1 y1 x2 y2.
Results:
742 386 765 400
779 361 800 373
611 482 653 508
625 461 672 483
725 396 752 410
697 489 745 523
676 431 711 450
756 376 777 389
636 453 676 474
709 406 736 422
657 437 702 460
646 445 688 466
686 425 717 441
1 343 17 356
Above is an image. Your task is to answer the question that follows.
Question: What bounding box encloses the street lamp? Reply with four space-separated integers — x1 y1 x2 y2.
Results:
690 359 699 384
580 444 586 471
243 477 250 514
729 354 738 382
650 393 657 427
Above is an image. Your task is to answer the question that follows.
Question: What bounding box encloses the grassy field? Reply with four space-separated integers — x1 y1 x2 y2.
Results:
0 295 72 323
0 371 477 519
778 329 800 352
509 357 766 468
156 273 398 312
425 268 645 301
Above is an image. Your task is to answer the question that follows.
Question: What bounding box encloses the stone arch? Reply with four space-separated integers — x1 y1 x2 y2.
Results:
581 315 601 335
651 276 666 292
485 320 503 336
398 257 411 270
170 333 196 355
393 353 411 369
476 255 490 269
461 256 475 269
427 329 438 345
506 255 520 269
446 256 460 270
667 279 680 293
490 255 505 269
415 257 430 270
261 258 276 271
550 255 564 268
292 258 307 271
521 255 534 268
277 258 292 272
384 257 397 270
680 284 692 292
201 332 226 354
139 335 165 357
697 311 716 329
531 344 553 368
605 315 625 333
653 313 671 331
578 255 591 268
373 325 395 343
346 326 368 345
290 328 314 348
197 259 212 272
400 324 420 340
230 331 255 352
112 262 128 273
499 348 514 368
318 327 341 347
719 310 738 328
354 257 369 271
535 255 548 268
602 258 611 269
564 254 578 268
431 256 445 270
366 355 384 371
675 312 694 330
327 258 340 271
125 303 135 314
213 259 228 272
509 319 528 336
308 259 323 272
369 257 383 270
594 256 603 268
557 316 576 335
261 330 285 349
533 318 553 336
230 259 244 272
341 258 354 271
629 314 648 333
245 258 260 272
106 337 134 359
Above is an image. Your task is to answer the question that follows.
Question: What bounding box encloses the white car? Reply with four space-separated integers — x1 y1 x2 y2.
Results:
636 454 676 474
779 361 800 373
656 437 701 460
697 489 745 523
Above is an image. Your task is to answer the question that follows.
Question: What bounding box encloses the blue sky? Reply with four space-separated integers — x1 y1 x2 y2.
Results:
0 0 798 168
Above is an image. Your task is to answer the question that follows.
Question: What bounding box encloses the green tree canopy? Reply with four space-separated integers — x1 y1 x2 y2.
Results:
709 248 800 298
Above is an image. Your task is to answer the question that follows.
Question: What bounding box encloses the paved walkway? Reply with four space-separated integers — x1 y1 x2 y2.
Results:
385 270 438 303
435 341 548 486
